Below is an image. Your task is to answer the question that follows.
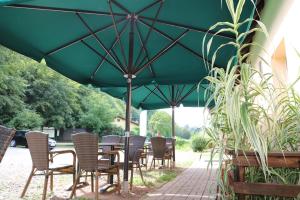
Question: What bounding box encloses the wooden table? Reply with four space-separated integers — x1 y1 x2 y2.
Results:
98 142 124 193
226 150 300 199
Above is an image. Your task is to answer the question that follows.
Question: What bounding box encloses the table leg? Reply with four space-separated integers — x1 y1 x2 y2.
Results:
100 145 116 193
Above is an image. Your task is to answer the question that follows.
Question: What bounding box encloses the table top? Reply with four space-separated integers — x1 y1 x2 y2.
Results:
99 143 124 146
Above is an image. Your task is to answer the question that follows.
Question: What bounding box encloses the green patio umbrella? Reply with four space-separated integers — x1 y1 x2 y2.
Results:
0 0 256 190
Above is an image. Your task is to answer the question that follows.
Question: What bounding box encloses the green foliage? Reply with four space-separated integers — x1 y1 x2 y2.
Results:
149 111 172 137
157 171 177 183
0 64 26 125
0 45 129 131
191 135 209 152
79 92 115 133
8 109 43 129
175 136 191 151
131 126 140 135
100 125 124 136
175 125 192 139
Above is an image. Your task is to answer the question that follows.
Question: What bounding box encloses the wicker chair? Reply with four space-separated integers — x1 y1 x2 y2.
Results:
21 131 76 200
150 137 172 169
0 125 16 163
166 137 175 164
70 133 120 200
126 135 146 190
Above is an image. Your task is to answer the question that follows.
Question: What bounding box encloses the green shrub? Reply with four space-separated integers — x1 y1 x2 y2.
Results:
191 135 209 152
175 136 191 151
175 136 188 146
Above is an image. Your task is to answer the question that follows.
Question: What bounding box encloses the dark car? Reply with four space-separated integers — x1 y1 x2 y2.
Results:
10 130 56 149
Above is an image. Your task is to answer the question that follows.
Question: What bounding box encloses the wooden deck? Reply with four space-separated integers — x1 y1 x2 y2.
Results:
145 158 218 200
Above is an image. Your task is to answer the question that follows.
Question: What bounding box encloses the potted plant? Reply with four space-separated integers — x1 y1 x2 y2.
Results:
203 0 300 199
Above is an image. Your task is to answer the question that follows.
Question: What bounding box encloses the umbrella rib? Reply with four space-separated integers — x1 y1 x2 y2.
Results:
76 13 126 72
155 84 172 105
108 1 128 68
134 1 163 68
174 84 180 102
145 85 170 106
167 85 172 102
138 19 214 65
139 16 234 39
81 40 125 74
134 22 155 77
134 29 189 76
5 4 127 17
136 0 163 15
175 84 186 102
110 0 130 14
91 21 129 80
176 84 197 106
45 18 126 56
138 85 159 108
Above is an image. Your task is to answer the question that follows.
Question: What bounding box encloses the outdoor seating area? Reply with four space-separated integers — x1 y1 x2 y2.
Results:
8 130 178 199
2 0 300 200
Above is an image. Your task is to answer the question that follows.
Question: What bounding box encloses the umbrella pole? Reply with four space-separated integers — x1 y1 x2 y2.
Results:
123 77 132 192
172 106 176 167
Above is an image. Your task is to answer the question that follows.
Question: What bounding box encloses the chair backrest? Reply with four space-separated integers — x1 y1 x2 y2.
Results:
72 133 98 172
151 137 166 159
0 125 16 163
26 131 49 170
129 136 146 162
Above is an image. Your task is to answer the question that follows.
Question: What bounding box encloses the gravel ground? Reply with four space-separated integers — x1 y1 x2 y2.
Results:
0 147 80 200
0 147 197 200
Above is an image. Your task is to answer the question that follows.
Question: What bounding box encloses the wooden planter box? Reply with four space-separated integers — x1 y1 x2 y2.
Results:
226 150 300 199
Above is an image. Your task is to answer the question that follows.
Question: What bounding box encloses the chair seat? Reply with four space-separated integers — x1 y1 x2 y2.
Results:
118 161 134 169
49 163 74 171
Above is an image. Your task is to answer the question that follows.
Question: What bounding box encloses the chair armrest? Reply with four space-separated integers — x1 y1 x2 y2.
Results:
49 150 76 167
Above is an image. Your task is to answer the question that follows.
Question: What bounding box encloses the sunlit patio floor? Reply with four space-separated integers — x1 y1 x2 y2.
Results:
144 157 217 200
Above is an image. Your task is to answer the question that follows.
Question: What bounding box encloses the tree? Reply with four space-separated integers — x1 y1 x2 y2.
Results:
175 125 192 139
149 111 172 137
9 109 43 129
21 64 80 129
79 92 115 133
0 52 27 125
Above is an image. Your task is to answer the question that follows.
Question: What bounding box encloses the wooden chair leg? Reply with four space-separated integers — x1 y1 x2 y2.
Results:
116 169 121 194
42 173 49 200
107 174 110 184
70 171 81 199
138 164 145 185
21 167 35 198
50 171 54 191
130 167 134 191
154 159 156 169
150 159 154 170
95 172 99 200
91 172 94 192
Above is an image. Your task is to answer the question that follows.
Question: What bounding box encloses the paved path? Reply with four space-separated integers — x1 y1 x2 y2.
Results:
144 158 218 200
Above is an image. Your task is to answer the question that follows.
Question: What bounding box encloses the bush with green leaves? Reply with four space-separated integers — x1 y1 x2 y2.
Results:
191 135 209 152
9 109 43 129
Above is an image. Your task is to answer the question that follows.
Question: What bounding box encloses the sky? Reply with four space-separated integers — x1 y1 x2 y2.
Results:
161 107 209 128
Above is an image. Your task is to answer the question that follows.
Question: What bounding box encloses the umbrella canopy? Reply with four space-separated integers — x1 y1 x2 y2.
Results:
102 83 210 110
0 0 256 87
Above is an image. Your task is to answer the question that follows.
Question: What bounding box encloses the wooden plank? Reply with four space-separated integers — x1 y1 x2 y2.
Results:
226 149 300 157
233 156 300 168
233 182 300 197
